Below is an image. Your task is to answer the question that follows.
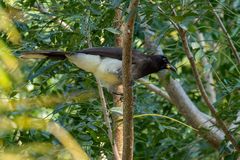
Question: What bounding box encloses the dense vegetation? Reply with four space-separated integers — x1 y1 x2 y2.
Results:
0 0 240 159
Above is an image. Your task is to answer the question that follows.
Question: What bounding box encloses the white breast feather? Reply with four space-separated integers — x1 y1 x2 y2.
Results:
67 53 122 88
95 58 122 86
67 53 101 73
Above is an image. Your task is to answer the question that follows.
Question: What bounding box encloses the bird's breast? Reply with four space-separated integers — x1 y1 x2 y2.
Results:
95 58 122 86
67 53 122 87
67 53 101 73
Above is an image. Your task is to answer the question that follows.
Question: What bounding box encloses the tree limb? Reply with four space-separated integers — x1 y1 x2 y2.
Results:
97 79 120 160
122 0 139 159
113 8 124 159
179 28 240 151
138 78 172 103
196 32 216 103
144 29 224 148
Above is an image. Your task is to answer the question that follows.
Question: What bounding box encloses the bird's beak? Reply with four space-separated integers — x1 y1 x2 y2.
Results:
166 64 177 72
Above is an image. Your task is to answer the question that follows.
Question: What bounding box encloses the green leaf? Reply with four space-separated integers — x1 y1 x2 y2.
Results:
112 0 122 8
195 49 204 60
110 107 123 115
105 27 121 35
203 63 212 73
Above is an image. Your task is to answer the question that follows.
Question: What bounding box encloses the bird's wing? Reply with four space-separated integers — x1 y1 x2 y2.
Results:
20 47 148 64
78 47 148 64
78 47 123 60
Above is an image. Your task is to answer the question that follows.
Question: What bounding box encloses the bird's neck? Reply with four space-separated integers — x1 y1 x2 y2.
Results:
134 56 162 78
149 55 164 71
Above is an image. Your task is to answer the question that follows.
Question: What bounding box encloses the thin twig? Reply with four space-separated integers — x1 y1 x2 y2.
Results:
122 0 139 159
208 0 240 65
34 2 73 31
96 79 120 160
196 32 216 103
156 6 179 31
179 28 240 152
138 78 172 102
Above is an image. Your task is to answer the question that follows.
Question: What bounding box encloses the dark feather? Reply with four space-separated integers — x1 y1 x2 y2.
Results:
20 50 70 60
78 47 148 64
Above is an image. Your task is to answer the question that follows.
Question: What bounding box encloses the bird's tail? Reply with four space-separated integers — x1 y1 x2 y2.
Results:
20 51 72 60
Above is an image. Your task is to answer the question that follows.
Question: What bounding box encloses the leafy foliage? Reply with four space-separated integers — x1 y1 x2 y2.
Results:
0 0 239 159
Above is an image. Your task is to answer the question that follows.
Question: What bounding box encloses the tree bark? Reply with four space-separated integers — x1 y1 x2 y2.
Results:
144 29 225 149
196 32 216 103
113 8 124 159
179 29 240 151
122 1 139 159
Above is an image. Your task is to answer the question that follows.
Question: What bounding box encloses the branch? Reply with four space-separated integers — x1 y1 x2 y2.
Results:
196 32 216 103
113 8 124 159
48 122 89 160
138 78 172 103
122 0 139 159
114 8 123 47
208 0 240 65
33 2 73 31
96 79 120 160
179 28 240 151
160 4 239 149
156 6 179 31
144 29 224 148
230 111 240 131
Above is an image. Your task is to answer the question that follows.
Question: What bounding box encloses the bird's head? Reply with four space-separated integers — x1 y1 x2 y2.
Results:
157 55 176 72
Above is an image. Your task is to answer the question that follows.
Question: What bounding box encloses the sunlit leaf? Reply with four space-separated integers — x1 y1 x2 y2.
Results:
14 116 48 130
195 49 204 60
19 142 54 154
169 30 179 41
3 0 18 6
0 153 25 160
105 27 121 35
10 90 96 108
133 114 197 131
0 8 21 44
110 107 123 115
0 39 23 84
0 40 18 70
0 66 12 91
0 116 16 131
48 122 90 160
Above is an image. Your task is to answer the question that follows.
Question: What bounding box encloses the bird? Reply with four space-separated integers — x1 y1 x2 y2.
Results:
20 47 176 92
